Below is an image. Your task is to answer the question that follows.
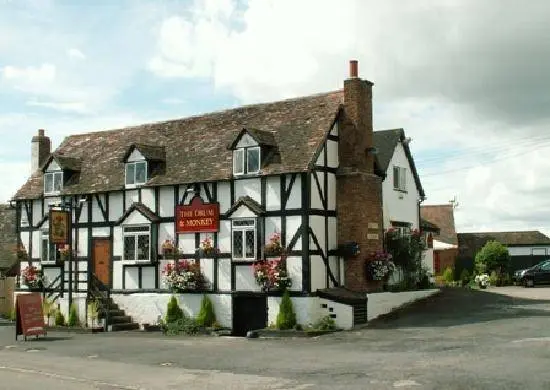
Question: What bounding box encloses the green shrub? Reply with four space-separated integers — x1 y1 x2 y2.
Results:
165 296 184 324
165 317 199 335
475 240 511 274
276 290 297 330
87 300 100 327
489 271 498 286
314 315 336 331
293 323 303 331
68 303 79 327
55 310 65 326
196 295 216 327
460 269 470 286
8 307 16 321
443 267 454 285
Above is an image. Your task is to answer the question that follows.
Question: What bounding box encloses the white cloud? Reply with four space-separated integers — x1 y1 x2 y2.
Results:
1 63 56 91
67 48 85 60
26 99 88 114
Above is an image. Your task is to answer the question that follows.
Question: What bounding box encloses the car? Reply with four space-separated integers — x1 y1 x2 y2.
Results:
519 259 550 287
513 259 550 283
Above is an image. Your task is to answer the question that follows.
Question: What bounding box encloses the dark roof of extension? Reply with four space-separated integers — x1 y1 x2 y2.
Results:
420 204 458 245
373 128 425 198
457 231 550 260
13 91 344 200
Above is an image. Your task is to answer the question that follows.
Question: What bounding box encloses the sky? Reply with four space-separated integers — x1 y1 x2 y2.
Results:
1 0 550 237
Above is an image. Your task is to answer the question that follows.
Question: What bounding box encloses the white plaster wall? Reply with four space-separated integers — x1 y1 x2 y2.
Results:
319 298 353 330
112 293 232 328
330 122 338 136
422 248 434 276
127 149 144 162
218 182 231 213
141 188 155 211
266 176 281 211
328 217 337 250
267 297 320 327
327 173 336 211
237 133 257 148
78 229 88 257
219 220 231 253
367 289 439 321
92 194 105 222
122 210 149 226
235 264 261 291
79 202 88 223
265 217 281 244
143 267 155 289
327 139 338 168
328 256 339 287
235 178 261 203
126 190 139 209
92 227 109 237
109 192 123 221
158 223 173 250
382 142 420 230
310 255 326 291
31 231 40 259
124 267 139 289
179 233 195 254
158 260 170 289
159 187 174 217
113 227 123 257
339 259 345 285
32 200 42 226
218 259 231 291
20 231 29 257
200 258 214 288
286 216 302 250
42 267 61 287
231 205 255 218
285 256 302 292
310 173 323 210
509 246 550 256
309 215 325 251
286 175 302 209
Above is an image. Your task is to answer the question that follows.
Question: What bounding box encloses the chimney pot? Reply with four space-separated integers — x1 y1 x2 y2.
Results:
349 60 358 78
38 129 45 137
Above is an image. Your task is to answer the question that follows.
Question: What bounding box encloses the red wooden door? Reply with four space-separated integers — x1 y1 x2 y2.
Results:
92 239 111 286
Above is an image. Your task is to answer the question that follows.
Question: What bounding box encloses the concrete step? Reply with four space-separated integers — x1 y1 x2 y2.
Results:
109 315 133 324
111 322 140 332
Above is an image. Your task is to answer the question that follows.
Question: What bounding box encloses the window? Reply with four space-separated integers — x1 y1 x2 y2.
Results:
123 225 150 261
44 171 63 195
41 232 60 263
233 146 260 175
232 219 256 260
393 166 407 192
125 161 147 186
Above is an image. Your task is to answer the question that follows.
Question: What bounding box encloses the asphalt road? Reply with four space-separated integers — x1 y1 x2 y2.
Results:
2 287 550 389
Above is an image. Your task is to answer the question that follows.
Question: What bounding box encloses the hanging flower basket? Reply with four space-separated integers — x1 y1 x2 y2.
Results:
252 257 292 292
366 250 395 281
196 236 219 257
264 232 284 256
162 259 204 292
21 265 45 290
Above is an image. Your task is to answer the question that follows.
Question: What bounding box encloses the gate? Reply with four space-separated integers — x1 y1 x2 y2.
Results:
232 295 267 337
0 277 15 316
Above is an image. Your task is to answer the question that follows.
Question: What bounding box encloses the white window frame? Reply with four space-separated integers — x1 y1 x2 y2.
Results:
123 225 151 262
125 161 148 188
233 146 260 176
44 171 64 195
41 231 59 264
393 166 407 192
231 218 257 261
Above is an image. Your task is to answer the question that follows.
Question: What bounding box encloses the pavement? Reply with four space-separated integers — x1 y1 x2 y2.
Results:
2 287 550 389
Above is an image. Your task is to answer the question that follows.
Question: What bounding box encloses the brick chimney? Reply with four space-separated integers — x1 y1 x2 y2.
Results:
337 60 384 292
31 129 51 173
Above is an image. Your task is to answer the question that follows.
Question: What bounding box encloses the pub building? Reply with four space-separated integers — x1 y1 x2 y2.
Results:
12 60 385 335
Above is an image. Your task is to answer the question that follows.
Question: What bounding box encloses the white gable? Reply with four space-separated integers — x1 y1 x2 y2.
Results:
236 133 258 148
230 205 256 218
121 209 149 225
127 149 145 162
45 159 61 172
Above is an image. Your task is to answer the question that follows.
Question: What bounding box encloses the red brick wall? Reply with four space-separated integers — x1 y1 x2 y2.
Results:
337 67 384 292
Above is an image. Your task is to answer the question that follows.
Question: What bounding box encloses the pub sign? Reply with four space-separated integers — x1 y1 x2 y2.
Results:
49 210 71 245
176 196 220 233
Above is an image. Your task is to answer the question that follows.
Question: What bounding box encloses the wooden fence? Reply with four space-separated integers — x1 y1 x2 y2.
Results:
0 277 15 316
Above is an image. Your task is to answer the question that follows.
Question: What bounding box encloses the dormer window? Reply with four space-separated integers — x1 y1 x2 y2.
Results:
44 171 63 195
125 161 147 186
233 146 260 175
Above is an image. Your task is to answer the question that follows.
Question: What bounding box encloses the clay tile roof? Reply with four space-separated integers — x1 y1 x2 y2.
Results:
420 218 440 234
458 231 550 247
13 90 344 200
124 144 166 162
374 128 425 198
0 205 19 272
420 204 458 245
43 154 82 172
244 128 277 147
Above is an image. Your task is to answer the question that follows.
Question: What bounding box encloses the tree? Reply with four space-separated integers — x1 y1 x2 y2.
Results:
475 240 510 274
165 296 184 324
276 290 297 330
196 295 216 327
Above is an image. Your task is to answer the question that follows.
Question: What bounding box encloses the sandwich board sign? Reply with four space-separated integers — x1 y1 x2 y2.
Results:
15 293 46 341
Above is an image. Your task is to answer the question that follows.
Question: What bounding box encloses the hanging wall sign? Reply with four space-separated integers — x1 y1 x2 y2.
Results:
176 196 220 233
49 210 71 244
15 293 46 341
